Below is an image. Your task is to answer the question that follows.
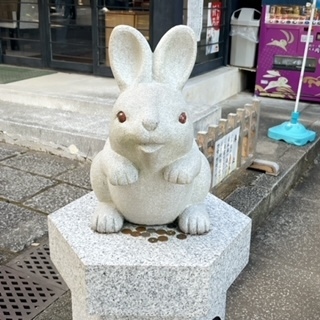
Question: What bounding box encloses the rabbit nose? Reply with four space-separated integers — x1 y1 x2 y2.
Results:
142 119 159 131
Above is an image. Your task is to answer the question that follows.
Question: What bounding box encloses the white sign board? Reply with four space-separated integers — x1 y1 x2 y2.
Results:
212 126 240 187
187 0 203 41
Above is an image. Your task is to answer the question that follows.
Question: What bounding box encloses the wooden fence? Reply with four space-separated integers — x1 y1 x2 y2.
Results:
197 98 261 188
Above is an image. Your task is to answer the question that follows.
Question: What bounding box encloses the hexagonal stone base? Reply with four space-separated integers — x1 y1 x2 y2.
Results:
48 192 251 320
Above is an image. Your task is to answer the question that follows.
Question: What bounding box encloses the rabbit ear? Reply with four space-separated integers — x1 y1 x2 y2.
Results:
153 25 197 90
109 25 152 91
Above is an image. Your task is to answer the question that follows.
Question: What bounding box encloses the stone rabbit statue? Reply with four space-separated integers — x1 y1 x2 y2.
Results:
90 25 211 234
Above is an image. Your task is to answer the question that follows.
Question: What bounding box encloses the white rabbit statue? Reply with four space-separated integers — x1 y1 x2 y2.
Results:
90 24 211 234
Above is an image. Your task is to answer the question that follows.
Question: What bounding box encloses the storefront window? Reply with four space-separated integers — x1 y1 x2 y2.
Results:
0 0 227 76
183 0 227 71
0 0 41 59
96 0 150 67
49 0 93 64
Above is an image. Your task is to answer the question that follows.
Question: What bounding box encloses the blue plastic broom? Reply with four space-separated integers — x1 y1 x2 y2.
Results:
268 0 317 146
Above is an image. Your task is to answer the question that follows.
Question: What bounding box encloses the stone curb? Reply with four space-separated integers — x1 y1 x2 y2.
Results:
221 135 320 234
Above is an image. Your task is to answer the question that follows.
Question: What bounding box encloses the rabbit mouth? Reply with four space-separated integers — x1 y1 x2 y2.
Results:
139 143 164 154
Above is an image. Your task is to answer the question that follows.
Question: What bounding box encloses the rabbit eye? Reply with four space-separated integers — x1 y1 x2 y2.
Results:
117 111 126 123
179 112 187 124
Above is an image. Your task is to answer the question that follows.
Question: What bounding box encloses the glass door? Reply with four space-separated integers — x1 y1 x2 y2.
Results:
48 0 93 72
0 0 43 67
0 0 95 72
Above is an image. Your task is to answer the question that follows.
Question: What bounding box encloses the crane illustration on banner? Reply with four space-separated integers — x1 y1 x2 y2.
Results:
264 76 292 91
266 30 294 51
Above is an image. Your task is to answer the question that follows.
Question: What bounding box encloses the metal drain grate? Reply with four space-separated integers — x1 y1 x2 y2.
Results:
0 266 65 320
7 243 68 290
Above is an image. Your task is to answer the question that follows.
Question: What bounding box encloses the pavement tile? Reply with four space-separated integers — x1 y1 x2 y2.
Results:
226 254 320 320
225 184 270 216
23 183 89 214
252 144 304 191
250 192 320 274
55 162 92 190
255 138 287 159
213 167 260 200
33 291 72 320
0 201 47 252
0 250 16 264
251 145 308 214
291 156 320 200
0 142 28 160
295 104 320 127
1 150 77 177
0 166 55 202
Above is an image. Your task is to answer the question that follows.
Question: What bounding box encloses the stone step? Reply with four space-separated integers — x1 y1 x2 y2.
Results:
0 100 221 160
0 67 244 115
0 66 245 159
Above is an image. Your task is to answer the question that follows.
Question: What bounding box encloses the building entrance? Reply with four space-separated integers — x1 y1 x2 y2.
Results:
0 0 94 73
0 1 228 78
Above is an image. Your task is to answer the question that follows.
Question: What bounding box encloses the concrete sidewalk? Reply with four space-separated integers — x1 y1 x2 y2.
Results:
0 74 320 318
226 151 320 319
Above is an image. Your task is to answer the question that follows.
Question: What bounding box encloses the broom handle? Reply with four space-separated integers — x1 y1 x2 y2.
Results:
294 0 316 113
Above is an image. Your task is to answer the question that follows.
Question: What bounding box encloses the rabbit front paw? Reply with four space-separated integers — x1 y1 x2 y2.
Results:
91 202 124 233
179 204 210 235
108 164 138 186
163 165 194 184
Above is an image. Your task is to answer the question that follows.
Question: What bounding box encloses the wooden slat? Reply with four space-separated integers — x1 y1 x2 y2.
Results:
196 98 261 188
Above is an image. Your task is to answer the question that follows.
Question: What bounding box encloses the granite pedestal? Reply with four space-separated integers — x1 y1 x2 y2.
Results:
48 192 251 320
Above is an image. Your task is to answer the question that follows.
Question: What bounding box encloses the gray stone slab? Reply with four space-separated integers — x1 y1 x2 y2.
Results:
0 201 47 252
258 96 309 112
269 150 318 205
219 92 259 116
291 156 320 200
33 291 72 320
225 185 271 233
257 101 315 141
0 73 119 113
24 183 89 214
0 67 239 116
294 103 320 128
55 163 92 190
252 144 304 190
0 86 221 161
2 151 77 177
226 255 320 320
0 166 55 202
213 166 260 200
0 119 106 160
224 128 320 233
254 138 287 159
251 196 320 274
0 249 16 264
224 184 270 217
220 94 308 125
0 142 28 160
251 143 308 211
0 101 111 139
